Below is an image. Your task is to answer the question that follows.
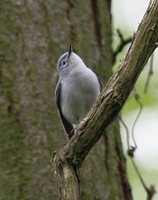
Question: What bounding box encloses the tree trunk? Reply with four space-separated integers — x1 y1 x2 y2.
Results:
0 0 134 199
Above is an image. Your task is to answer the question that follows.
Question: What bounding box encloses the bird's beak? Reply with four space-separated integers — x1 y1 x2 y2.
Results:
68 44 72 58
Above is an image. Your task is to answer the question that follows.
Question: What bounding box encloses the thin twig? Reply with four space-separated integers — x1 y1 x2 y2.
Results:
121 89 156 200
121 114 156 200
144 54 154 93
131 91 143 150
119 116 136 158
130 158 156 200
113 29 132 63
119 116 130 150
130 158 148 192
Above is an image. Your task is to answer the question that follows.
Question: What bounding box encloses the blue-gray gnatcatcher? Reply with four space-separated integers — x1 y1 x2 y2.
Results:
55 45 102 138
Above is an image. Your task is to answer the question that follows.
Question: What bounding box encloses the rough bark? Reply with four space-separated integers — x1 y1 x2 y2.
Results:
0 0 130 199
53 0 158 199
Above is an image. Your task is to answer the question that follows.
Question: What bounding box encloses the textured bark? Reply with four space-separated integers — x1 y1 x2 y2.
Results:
1 0 156 199
0 0 129 199
53 0 158 199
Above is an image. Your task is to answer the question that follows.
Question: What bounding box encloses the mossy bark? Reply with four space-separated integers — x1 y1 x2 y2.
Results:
0 0 133 199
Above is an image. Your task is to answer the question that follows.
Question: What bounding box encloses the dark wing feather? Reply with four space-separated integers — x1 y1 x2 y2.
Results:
97 76 103 91
55 81 74 138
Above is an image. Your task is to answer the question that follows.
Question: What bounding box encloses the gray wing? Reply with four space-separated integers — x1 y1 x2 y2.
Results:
55 81 74 138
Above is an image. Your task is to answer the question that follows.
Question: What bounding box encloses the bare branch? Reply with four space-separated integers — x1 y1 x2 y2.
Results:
53 1 158 199
113 29 132 63
56 0 158 168
130 158 156 200
144 54 154 93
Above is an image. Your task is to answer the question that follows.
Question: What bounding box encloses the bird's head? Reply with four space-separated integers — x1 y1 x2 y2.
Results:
57 44 85 77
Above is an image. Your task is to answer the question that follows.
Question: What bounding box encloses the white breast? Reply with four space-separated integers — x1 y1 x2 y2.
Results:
61 67 100 125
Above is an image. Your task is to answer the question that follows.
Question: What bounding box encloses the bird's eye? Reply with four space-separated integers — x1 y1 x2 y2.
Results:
62 60 66 65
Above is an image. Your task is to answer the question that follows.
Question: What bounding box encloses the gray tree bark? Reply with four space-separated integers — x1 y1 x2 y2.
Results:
0 1 121 199
1 0 157 200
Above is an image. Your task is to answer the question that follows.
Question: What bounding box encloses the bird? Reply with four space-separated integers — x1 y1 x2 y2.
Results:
55 45 102 138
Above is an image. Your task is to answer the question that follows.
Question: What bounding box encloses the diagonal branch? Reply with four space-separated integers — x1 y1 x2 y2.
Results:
53 1 158 199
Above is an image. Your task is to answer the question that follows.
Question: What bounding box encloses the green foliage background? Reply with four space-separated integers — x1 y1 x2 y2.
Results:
113 1 158 199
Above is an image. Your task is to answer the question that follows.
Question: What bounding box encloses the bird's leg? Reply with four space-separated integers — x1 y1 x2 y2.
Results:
68 117 88 138
68 126 77 138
